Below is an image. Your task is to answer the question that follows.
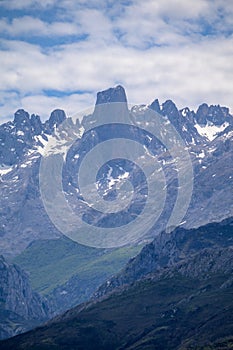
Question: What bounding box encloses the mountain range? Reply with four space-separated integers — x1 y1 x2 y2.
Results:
0 85 233 344
1 85 233 255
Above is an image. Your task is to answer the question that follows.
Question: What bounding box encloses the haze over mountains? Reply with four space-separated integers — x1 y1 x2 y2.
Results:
0 85 233 345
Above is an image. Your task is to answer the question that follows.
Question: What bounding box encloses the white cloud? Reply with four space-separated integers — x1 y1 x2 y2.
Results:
0 91 95 123
0 0 57 10
76 9 115 44
150 0 209 19
0 0 233 122
21 92 95 120
0 90 22 123
0 16 79 37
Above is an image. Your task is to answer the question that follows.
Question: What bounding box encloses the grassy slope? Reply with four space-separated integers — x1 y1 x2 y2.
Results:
13 237 141 295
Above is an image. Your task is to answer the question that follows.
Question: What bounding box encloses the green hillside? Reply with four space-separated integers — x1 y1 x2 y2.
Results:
13 237 141 295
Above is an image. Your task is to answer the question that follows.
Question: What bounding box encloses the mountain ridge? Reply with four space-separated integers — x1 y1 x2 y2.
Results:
1 85 233 257
1 218 233 349
1 85 232 168
94 216 233 298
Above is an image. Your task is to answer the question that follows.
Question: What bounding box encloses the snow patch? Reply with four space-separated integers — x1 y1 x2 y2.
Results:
17 130 24 136
131 104 148 113
197 150 205 158
181 108 189 117
195 121 229 141
208 147 217 153
36 135 48 147
0 166 13 176
179 220 187 225
35 134 50 155
60 290 68 295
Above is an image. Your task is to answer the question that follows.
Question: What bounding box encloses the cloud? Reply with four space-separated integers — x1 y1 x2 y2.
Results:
20 92 95 120
0 16 79 37
0 0 57 10
0 90 95 123
0 90 22 123
75 9 115 44
0 0 233 122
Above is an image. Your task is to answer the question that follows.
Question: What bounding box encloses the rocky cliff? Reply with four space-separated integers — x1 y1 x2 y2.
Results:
0 255 51 339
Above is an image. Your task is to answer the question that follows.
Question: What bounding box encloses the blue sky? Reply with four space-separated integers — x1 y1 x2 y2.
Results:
0 0 233 122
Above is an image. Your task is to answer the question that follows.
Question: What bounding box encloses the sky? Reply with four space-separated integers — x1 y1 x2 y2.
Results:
0 0 233 122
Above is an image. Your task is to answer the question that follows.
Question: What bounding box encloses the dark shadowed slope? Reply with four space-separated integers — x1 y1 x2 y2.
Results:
1 219 233 350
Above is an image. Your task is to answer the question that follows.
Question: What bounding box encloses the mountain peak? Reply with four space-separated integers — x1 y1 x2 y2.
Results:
49 109 66 128
161 100 181 130
196 103 209 125
195 103 232 126
162 99 178 113
95 85 127 105
149 98 161 113
30 114 42 135
13 109 30 127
